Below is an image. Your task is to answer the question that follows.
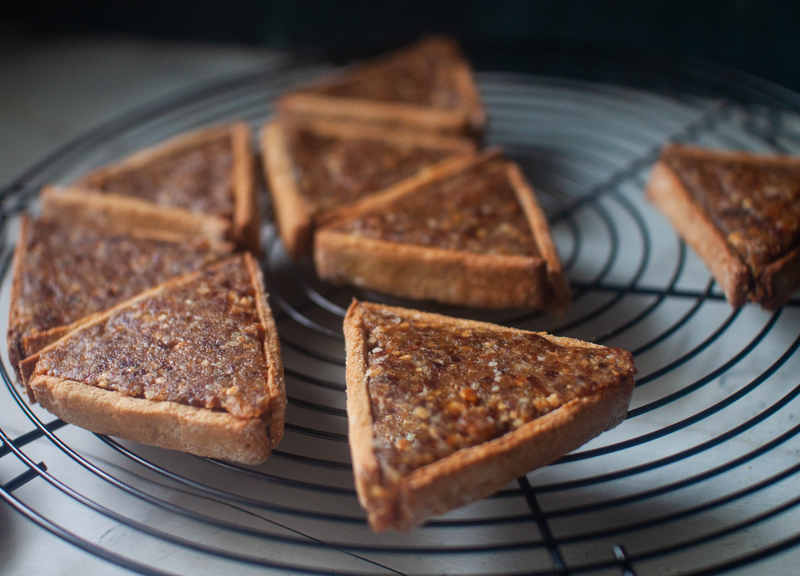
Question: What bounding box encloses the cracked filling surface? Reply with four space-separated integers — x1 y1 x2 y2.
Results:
361 307 636 482
33 256 271 419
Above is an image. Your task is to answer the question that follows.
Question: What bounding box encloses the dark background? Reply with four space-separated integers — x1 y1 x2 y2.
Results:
2 0 800 92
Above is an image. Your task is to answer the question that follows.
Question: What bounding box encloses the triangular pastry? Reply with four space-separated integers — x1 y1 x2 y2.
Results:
49 122 259 252
344 300 637 531
315 150 571 311
8 214 232 380
647 144 800 309
277 37 485 137
20 254 285 465
262 117 476 258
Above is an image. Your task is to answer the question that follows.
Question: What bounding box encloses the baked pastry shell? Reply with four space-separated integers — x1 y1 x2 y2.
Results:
344 300 636 531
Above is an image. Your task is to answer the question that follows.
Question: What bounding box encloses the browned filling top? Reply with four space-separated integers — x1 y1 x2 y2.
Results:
664 149 800 271
361 307 636 481
79 135 235 217
330 158 539 256
288 128 453 213
310 50 464 109
34 256 271 419
16 218 227 339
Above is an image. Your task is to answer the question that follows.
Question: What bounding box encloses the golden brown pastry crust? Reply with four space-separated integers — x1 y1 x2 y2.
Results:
261 118 309 259
19 254 285 464
277 37 485 137
344 300 636 532
71 122 260 253
646 144 800 309
245 252 286 448
29 375 273 464
7 213 33 380
230 122 261 255
40 186 231 246
314 150 571 311
647 159 750 307
261 117 476 260
758 246 800 310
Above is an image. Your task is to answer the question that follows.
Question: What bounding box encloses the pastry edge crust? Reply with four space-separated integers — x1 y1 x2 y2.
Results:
261 119 314 260
757 245 800 310
29 374 272 465
344 300 635 532
40 185 231 246
506 162 571 311
7 214 32 392
658 143 800 166
18 254 285 464
646 158 751 308
273 117 480 151
316 231 553 309
278 94 474 136
230 122 262 255
245 252 286 448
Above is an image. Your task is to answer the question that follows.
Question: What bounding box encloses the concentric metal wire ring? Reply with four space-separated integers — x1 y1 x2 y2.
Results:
2 53 800 575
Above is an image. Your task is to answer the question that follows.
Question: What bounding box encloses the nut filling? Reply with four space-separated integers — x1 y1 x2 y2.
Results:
16 219 226 338
362 308 636 481
288 128 452 212
33 257 271 419
664 150 800 272
79 135 235 217
331 157 539 256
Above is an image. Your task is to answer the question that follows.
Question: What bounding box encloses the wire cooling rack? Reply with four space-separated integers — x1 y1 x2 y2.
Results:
2 51 800 576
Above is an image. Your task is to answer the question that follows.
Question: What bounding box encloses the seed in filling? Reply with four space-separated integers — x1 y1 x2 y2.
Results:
15 218 228 340
360 307 636 481
664 149 800 271
330 157 539 256
287 128 454 213
33 256 271 419
79 135 235 217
